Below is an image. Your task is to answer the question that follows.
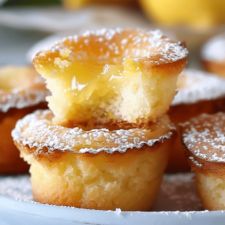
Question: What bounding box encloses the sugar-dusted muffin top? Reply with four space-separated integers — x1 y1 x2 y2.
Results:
182 112 225 164
33 28 187 126
173 69 225 105
12 110 174 156
0 66 47 112
35 29 188 66
202 33 225 63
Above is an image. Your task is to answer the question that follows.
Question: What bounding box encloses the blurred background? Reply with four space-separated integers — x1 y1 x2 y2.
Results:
0 0 225 67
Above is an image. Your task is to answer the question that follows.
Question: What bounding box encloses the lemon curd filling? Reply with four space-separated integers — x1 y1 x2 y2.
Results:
34 29 187 126
37 57 177 126
46 58 123 125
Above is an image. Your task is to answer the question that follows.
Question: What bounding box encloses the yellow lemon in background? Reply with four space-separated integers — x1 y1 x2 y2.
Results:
140 0 225 28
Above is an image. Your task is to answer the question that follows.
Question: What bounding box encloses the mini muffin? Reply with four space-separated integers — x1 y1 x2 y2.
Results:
202 33 225 77
13 28 187 210
33 28 187 127
168 69 225 172
0 66 47 174
182 112 225 210
12 110 174 210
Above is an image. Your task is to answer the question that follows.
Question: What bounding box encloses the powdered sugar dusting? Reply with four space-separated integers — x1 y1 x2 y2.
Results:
154 173 201 211
182 112 225 163
189 156 203 168
0 66 48 112
0 176 32 201
115 208 122 215
0 89 48 112
12 110 174 155
172 69 225 105
202 33 225 62
44 28 188 66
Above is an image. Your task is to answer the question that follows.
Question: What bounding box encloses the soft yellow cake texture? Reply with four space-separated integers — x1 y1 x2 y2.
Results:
196 172 225 210
33 29 187 126
23 143 169 210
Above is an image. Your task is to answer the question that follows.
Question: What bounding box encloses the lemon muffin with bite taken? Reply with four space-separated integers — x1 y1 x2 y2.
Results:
33 29 187 127
12 28 188 210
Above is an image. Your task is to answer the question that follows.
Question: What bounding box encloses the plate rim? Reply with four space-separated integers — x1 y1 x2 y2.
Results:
1 194 225 225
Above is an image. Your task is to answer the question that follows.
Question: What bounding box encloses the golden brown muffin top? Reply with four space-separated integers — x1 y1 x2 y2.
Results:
0 66 47 112
12 110 174 156
202 33 225 63
182 112 225 165
172 69 225 105
34 28 188 68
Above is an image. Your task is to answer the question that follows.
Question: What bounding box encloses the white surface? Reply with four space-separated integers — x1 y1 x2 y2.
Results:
172 69 225 105
0 6 149 32
0 174 224 225
0 194 225 225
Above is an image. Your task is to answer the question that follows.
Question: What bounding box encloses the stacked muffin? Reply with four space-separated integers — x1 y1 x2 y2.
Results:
12 28 188 210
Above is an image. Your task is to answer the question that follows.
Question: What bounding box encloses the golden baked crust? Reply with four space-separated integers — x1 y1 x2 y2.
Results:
33 28 187 126
182 112 225 175
0 66 47 174
34 29 187 68
182 112 225 166
12 110 174 159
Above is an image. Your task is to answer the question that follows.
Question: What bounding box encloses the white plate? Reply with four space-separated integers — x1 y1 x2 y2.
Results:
0 174 224 225
1 196 225 225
